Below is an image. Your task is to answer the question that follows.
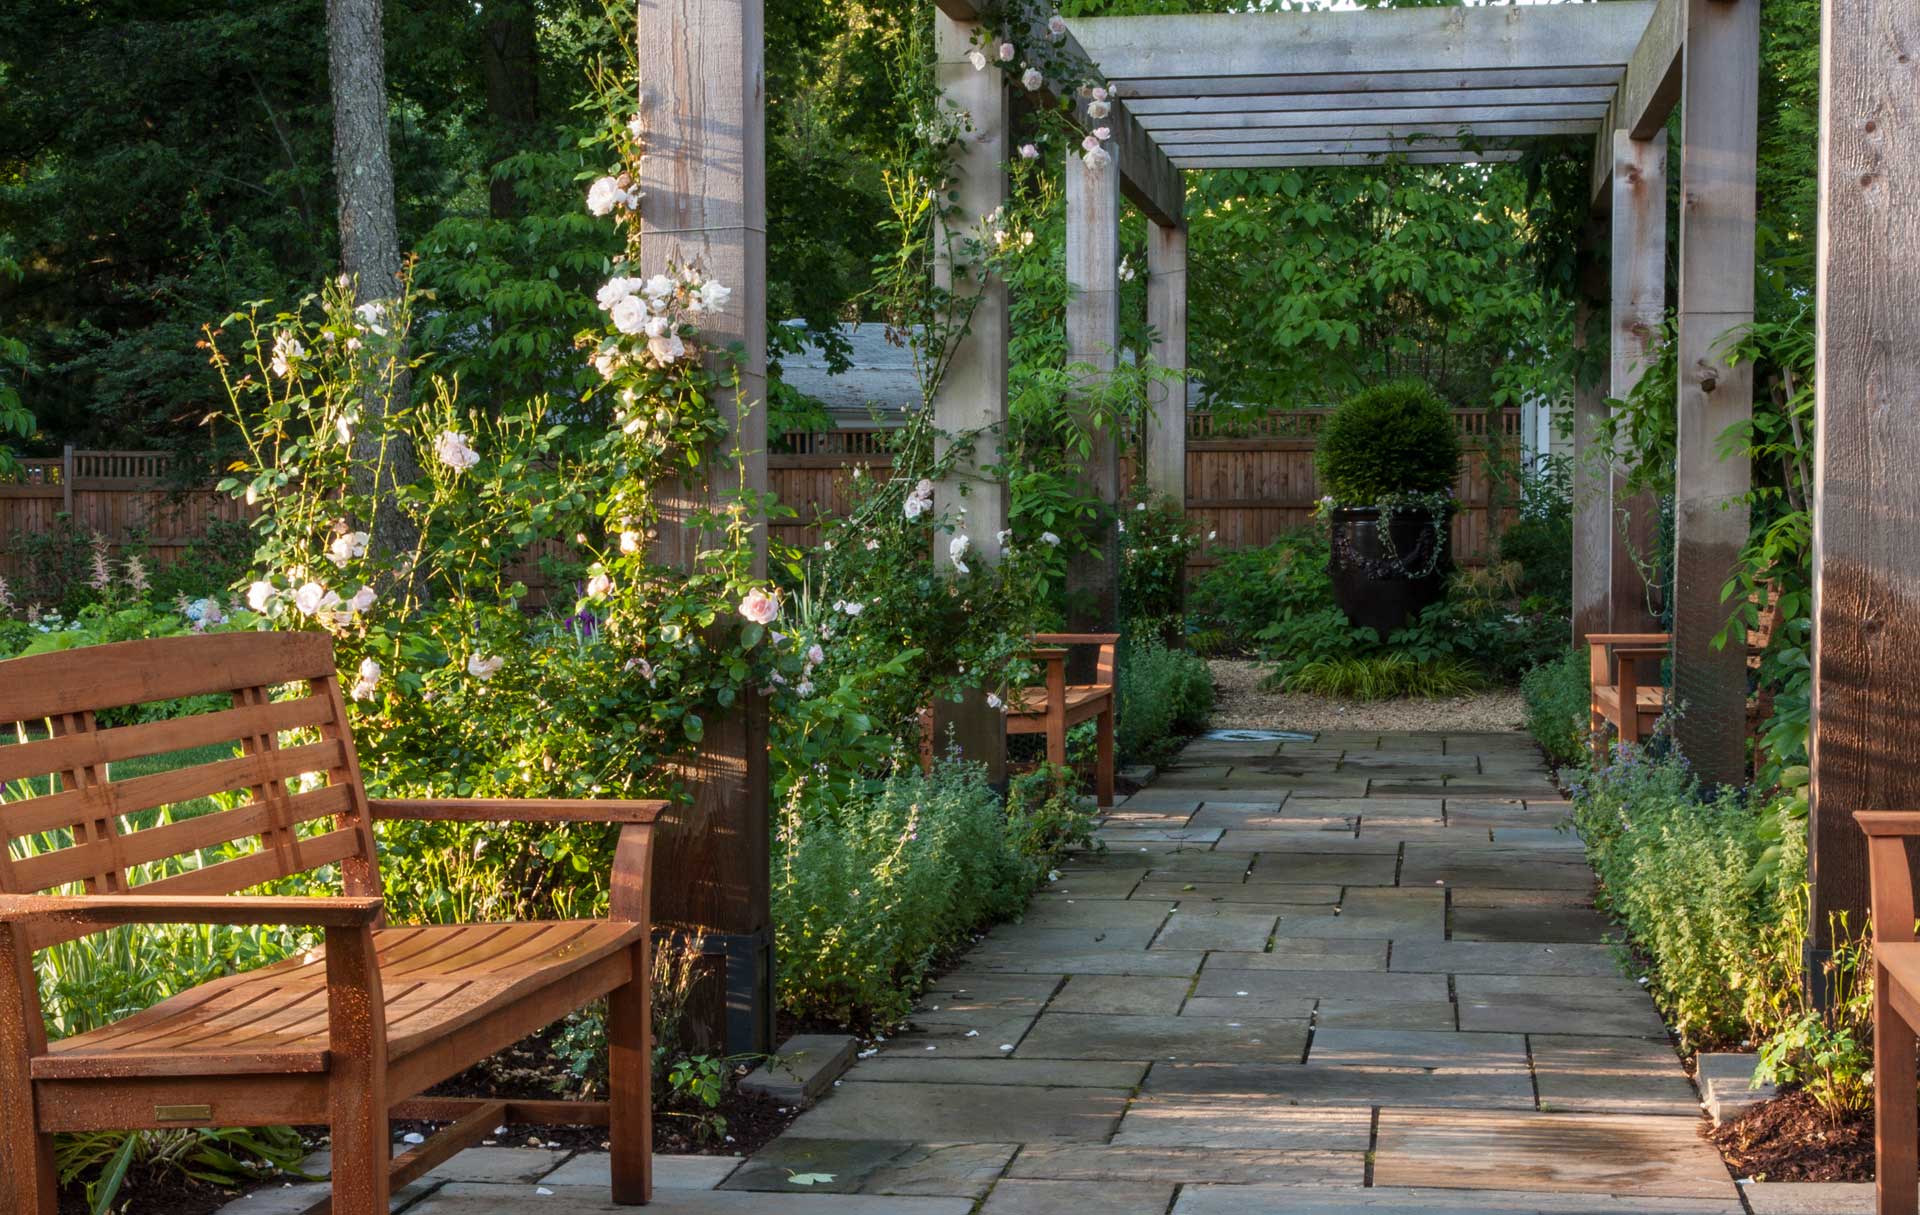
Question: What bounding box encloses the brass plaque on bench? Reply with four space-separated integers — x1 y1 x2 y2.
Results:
154 1104 213 1123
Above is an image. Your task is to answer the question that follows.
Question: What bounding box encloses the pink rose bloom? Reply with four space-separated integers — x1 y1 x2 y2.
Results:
738 588 779 625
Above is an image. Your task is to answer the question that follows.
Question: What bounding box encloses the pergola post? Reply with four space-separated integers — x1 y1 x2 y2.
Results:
1145 220 1188 506
929 10 1010 782
635 0 771 1053
1064 143 1124 633
1808 0 1920 998
1668 0 1757 787
1609 128 1668 636
1570 238 1609 647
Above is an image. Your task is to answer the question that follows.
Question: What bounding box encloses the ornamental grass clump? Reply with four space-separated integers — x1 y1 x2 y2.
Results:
1314 379 1461 505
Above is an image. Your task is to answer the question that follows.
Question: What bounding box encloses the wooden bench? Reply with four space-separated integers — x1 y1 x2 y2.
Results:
1587 632 1672 761
1008 633 1118 808
0 633 663 1213
1587 593 1781 762
1856 809 1920 1213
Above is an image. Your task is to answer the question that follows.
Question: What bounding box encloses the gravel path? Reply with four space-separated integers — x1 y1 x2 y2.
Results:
1206 658 1528 735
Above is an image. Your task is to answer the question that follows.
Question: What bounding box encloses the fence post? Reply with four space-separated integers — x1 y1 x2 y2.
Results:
61 446 73 516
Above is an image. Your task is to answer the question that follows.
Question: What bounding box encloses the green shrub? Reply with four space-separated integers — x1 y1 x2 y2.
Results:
1315 380 1461 503
1117 636 1215 766
1498 455 1573 610
1568 745 1808 1051
1281 652 1483 701
773 758 1041 1028
1189 530 1337 655
1521 649 1590 768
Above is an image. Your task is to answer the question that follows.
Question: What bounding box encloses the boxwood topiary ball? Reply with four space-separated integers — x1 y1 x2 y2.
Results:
1315 380 1462 504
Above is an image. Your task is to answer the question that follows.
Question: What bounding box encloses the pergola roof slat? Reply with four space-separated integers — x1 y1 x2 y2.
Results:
1171 150 1527 170
1069 4 1654 83
1136 105 1605 132
1123 87 1618 118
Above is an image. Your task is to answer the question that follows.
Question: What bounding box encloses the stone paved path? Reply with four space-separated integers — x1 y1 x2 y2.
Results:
726 728 1743 1213
221 728 1824 1215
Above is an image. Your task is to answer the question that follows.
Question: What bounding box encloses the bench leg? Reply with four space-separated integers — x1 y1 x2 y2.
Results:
609 939 653 1205
1095 704 1115 808
325 924 390 1215
0 1121 55 1215
1046 712 1067 773
1878 963 1918 1215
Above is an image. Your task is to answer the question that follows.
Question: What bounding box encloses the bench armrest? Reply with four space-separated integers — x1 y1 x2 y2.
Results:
368 798 669 825
1856 812 1920 838
1031 633 1121 645
0 893 385 929
1586 633 1673 647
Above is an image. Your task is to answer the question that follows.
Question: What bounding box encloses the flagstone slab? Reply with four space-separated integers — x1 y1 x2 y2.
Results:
1529 1034 1699 1115
720 1138 1016 1198
1136 854 1261 878
1108 790 1209 811
1309 998 1457 1030
1113 1097 1372 1150
1456 976 1668 1037
782 1081 1129 1143
979 922 1163 952
1151 766 1238 787
1372 1110 1738 1200
1445 801 1557 828
1219 939 1390 971
1388 941 1621 977
882 1020 1041 1058
917 972 1062 1010
1017 1012 1309 1063
1145 1048 1535 1110
1050 974 1192 1016
1177 994 1318 1020
1100 807 1199 826
1152 907 1280 951
1242 851 1400 885
978 1179 1179 1215
1004 1145 1363 1186
1269 890 1447 940
1191 810 1356 832
1193 968 1448 1004
1095 827 1225 845
1019 900 1176 929
1451 886 1603 909
1171 1184 1743 1213
849 1057 1149 1088
1451 904 1614 942
1740 1182 1875 1213
1036 870 1145 899
968 949 1207 977
414 1186 977 1213
537 1153 743 1189
1486 828 1587 849
1399 849 1596 891
1135 880 1343 905
1232 834 1401 856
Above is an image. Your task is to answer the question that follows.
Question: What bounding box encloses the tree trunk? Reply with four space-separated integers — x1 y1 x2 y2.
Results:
326 0 423 583
481 1 541 220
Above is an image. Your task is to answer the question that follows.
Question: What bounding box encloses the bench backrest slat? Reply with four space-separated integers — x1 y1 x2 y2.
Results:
0 633 382 946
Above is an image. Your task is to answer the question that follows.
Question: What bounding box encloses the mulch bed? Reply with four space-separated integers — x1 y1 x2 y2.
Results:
1708 1089 1874 1183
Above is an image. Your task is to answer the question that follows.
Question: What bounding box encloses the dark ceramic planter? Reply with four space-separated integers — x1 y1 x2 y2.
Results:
1327 504 1454 638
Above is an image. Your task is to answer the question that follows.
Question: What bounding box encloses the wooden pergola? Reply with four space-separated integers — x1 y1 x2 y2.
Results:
632 0 1917 1049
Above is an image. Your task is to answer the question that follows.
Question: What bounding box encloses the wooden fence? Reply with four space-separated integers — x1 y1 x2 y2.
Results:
2 411 1521 588
0 448 250 584
769 407 1524 569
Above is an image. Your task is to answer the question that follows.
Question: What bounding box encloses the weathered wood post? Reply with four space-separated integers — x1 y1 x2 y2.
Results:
1809 0 1920 1005
1570 231 1610 647
635 0 772 1053
1145 220 1187 506
1064 140 1123 633
1670 0 1757 787
929 9 1011 782
1609 128 1668 636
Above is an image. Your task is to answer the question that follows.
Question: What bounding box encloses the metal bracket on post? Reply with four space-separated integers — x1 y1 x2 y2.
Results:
688 927 775 1055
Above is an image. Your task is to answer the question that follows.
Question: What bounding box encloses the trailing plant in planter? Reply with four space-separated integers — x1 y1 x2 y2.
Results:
1315 380 1462 636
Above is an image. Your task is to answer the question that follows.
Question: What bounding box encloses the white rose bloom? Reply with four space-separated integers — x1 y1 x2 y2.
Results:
807 644 826 666
967 49 987 71
467 653 505 681
1021 68 1044 91
350 657 381 701
644 314 672 339
842 601 865 616
611 295 651 335
246 580 277 612
354 300 388 336
1083 145 1111 169
619 530 642 554
1041 531 1061 546
328 530 369 567
597 276 642 311
270 331 305 378
294 582 337 617
987 693 1004 710
648 333 686 364
997 42 1015 61
643 274 676 303
1087 100 1110 120
587 572 613 597
434 431 480 471
347 585 376 614
698 280 732 314
1048 15 1067 35
586 176 625 216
